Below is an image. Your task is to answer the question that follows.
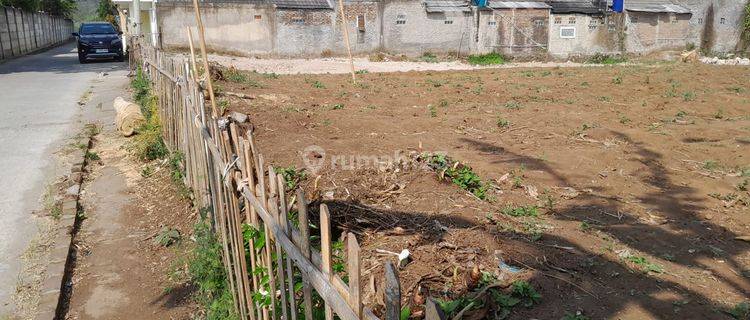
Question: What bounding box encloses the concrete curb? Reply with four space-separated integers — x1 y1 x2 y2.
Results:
34 136 92 320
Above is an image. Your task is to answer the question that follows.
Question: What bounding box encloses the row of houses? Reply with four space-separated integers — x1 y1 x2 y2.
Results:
119 0 748 58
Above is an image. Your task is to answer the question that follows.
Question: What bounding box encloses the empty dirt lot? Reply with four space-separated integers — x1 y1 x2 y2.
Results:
216 62 750 319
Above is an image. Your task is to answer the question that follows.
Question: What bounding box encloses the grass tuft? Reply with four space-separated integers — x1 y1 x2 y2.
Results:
467 53 505 66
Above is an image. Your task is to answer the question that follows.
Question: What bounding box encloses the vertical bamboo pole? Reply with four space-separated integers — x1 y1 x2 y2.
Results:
248 132 270 320
336 0 356 84
186 27 199 82
255 155 278 320
191 0 218 117
220 130 248 320
268 168 290 320
347 232 362 318
296 189 314 320
320 204 334 320
277 175 298 320
241 138 264 320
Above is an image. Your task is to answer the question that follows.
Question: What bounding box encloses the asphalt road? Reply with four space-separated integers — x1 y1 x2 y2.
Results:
0 43 126 315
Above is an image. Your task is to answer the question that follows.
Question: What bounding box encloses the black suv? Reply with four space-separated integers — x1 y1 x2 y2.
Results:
73 22 124 63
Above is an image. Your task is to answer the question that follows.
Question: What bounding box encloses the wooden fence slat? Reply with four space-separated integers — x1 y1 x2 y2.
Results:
132 37 397 320
384 262 400 320
320 204 334 320
268 167 290 320
256 155 277 320
348 232 362 319
245 187 359 319
277 175 298 320
425 298 446 320
296 189 315 320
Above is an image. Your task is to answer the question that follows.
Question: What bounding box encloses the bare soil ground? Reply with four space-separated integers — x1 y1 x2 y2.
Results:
216 62 750 319
64 127 198 319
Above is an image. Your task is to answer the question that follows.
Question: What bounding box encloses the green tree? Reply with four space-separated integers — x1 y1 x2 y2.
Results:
96 0 116 24
0 0 76 17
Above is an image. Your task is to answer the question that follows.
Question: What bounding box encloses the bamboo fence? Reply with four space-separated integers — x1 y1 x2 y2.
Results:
128 39 417 320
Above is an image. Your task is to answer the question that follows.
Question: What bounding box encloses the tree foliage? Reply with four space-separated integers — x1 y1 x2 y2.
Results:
96 0 116 24
0 0 76 17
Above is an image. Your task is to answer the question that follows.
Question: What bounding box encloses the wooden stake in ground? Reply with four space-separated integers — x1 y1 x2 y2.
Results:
186 27 199 82
336 0 356 84
191 0 218 117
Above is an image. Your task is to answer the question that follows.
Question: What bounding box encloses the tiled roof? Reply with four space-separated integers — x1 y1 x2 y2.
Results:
625 0 690 13
488 1 551 9
546 0 604 14
271 0 331 9
424 0 472 12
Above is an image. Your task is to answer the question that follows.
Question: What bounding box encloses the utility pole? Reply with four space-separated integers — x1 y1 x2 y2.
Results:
132 0 141 36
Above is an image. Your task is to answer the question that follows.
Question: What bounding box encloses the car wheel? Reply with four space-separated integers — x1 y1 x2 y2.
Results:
78 54 87 64
115 54 124 62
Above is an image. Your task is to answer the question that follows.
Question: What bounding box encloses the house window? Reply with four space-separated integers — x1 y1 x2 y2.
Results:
488 21 497 26
554 17 562 24
697 18 703 24
568 17 576 24
560 26 576 38
588 18 600 29
720 17 726 24
357 15 365 31
254 15 262 20
534 19 545 26
444 20 453 24
291 18 304 24
396 14 406 25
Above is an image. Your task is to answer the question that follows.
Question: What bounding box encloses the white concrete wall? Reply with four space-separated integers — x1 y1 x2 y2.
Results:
0 7 74 61
548 13 621 57
382 1 473 55
675 0 747 53
157 3 275 55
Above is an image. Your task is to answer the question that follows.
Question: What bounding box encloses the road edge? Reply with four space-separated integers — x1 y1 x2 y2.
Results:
0 39 75 66
34 134 92 320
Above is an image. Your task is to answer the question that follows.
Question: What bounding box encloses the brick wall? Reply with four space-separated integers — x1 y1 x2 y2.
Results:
625 11 691 53
477 8 549 55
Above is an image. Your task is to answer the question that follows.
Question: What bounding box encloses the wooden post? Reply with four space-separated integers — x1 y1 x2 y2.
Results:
384 262 401 320
425 298 446 320
277 175 298 320
191 0 218 117
320 204 334 320
336 0 356 84
296 189 314 320
347 232 362 318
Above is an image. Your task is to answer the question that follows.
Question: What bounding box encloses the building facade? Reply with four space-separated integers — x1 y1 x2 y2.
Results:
544 0 622 57
139 0 748 58
476 1 551 56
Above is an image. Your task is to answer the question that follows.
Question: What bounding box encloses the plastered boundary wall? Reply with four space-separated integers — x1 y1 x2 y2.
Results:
156 0 748 58
0 6 74 61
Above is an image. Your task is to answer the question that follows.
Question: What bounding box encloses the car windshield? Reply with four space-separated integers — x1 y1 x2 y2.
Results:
80 24 116 35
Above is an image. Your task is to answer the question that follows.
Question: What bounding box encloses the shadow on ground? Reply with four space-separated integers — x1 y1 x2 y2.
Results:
301 130 748 319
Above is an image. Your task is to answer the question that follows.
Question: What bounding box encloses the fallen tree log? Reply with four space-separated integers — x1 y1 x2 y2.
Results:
113 97 146 137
